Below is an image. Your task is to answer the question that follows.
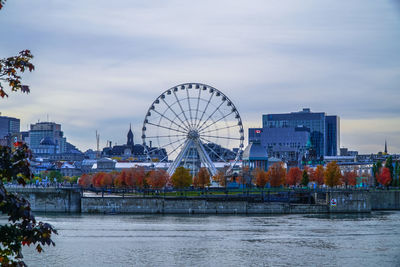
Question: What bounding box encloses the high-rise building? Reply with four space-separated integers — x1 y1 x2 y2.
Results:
261 108 340 157
28 122 67 154
325 115 340 157
0 116 20 139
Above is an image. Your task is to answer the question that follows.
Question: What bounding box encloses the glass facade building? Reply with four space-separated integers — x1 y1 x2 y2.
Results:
261 108 339 157
0 116 20 139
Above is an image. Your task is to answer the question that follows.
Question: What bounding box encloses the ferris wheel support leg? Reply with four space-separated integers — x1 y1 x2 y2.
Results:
195 140 217 177
167 139 192 176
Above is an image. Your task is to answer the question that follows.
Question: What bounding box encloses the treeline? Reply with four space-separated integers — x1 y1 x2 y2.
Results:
77 159 399 190
78 167 170 189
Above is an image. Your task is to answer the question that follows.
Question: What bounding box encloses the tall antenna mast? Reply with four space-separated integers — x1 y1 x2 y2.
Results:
96 130 100 159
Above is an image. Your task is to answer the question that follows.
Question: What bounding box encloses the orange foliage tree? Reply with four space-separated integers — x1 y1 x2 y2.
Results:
252 168 268 188
311 165 325 186
267 163 286 187
114 170 128 187
378 167 391 187
193 167 210 188
131 167 146 188
146 169 169 189
78 173 93 187
324 161 342 187
100 173 113 187
341 170 358 187
92 172 107 187
213 168 229 187
286 167 302 186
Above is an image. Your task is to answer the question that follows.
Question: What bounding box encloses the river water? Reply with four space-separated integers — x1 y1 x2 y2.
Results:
17 211 400 266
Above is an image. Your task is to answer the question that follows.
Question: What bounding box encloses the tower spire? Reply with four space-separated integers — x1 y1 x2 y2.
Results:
127 123 134 147
384 139 388 154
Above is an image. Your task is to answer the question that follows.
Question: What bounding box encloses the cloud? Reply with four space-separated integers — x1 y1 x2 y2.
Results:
0 0 399 153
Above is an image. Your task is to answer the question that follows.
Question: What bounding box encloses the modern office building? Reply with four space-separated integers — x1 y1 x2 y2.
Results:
0 115 20 139
262 108 340 157
28 122 67 154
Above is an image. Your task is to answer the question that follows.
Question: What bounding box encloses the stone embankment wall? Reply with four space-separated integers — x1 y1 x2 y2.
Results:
325 190 371 213
370 191 400 210
7 188 400 214
7 187 81 213
81 197 328 214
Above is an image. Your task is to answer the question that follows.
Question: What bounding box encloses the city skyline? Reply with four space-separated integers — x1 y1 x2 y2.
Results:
1 0 399 153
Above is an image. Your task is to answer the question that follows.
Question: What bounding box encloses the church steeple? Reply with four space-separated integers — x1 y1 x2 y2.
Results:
127 124 134 147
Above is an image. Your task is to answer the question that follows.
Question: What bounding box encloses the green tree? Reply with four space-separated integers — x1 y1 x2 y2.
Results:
48 170 63 182
301 169 309 187
394 161 400 187
384 156 394 185
372 160 382 186
171 167 192 188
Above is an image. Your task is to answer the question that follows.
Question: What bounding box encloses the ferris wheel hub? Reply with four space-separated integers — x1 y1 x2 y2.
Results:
187 129 200 140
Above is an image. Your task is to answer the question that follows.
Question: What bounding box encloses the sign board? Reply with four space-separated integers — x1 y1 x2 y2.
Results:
330 198 337 207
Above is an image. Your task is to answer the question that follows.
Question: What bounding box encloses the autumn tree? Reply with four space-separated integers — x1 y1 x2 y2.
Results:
213 166 230 187
100 173 113 187
286 167 302 186
267 163 286 187
193 167 210 189
0 50 34 98
324 161 342 187
146 169 169 189
171 167 192 188
378 167 392 187
311 165 325 186
301 169 309 187
130 167 146 188
78 173 93 187
341 170 357 187
114 170 127 187
253 168 268 188
241 165 253 188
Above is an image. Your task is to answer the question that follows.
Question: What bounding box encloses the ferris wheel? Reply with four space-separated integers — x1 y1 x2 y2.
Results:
142 83 244 177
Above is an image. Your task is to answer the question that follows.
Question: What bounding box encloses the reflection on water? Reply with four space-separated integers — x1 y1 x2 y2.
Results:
14 212 400 266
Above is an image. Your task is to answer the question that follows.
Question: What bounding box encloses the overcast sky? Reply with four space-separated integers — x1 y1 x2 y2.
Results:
1 0 399 154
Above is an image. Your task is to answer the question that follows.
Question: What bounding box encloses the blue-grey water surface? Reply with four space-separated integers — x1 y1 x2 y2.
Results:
17 212 400 266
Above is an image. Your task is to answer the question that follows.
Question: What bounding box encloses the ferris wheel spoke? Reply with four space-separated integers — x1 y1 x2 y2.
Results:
199 137 229 163
198 110 234 133
158 138 187 163
146 122 187 135
161 98 191 131
201 134 241 140
194 87 202 128
195 91 214 129
173 90 191 129
152 108 189 132
197 100 225 131
186 89 194 128
199 124 238 135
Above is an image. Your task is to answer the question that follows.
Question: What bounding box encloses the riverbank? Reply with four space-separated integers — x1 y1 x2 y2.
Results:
7 187 399 214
